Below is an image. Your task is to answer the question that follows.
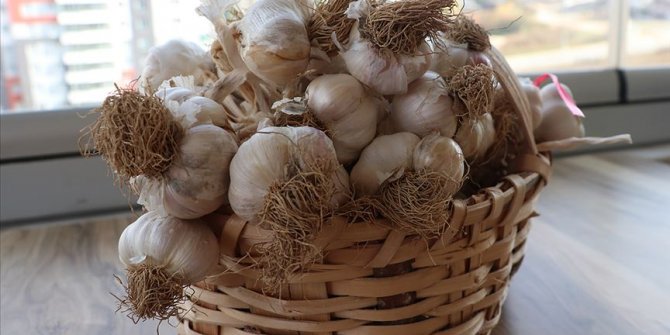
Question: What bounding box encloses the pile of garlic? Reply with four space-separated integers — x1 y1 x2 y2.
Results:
85 0 630 322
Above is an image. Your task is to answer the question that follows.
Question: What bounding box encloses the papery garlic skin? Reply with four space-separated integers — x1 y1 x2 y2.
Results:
535 83 585 142
389 71 459 137
518 78 543 130
342 29 406 95
342 1 430 95
350 132 420 196
413 133 465 190
306 53 348 76
118 211 219 283
234 0 312 87
431 42 491 79
228 126 349 222
400 41 433 85
135 124 238 219
159 86 230 128
140 40 216 93
306 74 379 165
454 113 496 161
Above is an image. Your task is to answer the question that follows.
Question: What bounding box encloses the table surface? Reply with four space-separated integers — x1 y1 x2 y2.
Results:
1 144 669 335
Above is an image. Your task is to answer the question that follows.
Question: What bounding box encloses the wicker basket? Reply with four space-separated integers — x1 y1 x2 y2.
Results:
177 48 553 335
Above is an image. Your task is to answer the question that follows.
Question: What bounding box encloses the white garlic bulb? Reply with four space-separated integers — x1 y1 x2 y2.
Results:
118 211 219 284
350 132 420 196
388 71 459 137
228 126 349 223
140 40 216 93
413 133 465 195
306 74 379 165
454 113 496 161
157 83 230 128
134 123 238 219
341 26 431 95
518 78 543 130
233 0 312 88
430 41 491 79
535 83 585 142
401 41 433 86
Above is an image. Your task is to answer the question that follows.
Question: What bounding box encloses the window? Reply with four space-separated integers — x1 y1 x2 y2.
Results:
0 0 668 114
622 0 670 67
2 0 669 226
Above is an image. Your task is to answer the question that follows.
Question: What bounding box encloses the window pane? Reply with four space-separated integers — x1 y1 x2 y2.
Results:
0 0 215 113
464 0 613 73
623 0 670 68
0 0 662 114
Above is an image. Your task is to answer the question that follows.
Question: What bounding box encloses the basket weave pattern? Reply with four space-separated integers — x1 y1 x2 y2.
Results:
177 48 551 335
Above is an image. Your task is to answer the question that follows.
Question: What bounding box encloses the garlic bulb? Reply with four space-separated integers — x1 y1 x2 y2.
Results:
454 113 496 161
157 82 230 128
341 26 431 95
431 40 491 79
117 211 219 320
413 133 465 192
388 71 459 137
228 126 349 223
518 78 543 130
350 132 420 196
306 74 379 165
233 0 312 87
140 40 216 93
118 211 219 284
134 123 238 219
535 83 585 142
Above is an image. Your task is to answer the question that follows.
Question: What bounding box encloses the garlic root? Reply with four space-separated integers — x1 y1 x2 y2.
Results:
83 87 183 182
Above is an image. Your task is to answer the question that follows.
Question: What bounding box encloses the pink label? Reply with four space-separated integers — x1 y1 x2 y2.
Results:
533 73 585 118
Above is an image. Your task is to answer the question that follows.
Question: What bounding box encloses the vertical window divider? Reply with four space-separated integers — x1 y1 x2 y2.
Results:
609 0 630 68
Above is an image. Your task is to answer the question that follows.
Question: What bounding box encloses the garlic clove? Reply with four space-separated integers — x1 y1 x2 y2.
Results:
535 83 585 142
140 40 216 93
350 132 420 196
389 71 458 137
235 0 312 88
328 97 379 164
341 27 409 95
413 133 465 191
454 113 496 161
306 74 379 165
518 78 543 130
400 41 432 85
306 74 365 121
431 41 492 80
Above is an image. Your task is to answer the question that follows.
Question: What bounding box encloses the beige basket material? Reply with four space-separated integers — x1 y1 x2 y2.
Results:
178 47 551 335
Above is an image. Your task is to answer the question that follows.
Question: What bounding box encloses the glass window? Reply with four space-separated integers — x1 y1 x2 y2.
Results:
0 0 668 113
622 0 670 68
0 0 217 113
464 0 612 73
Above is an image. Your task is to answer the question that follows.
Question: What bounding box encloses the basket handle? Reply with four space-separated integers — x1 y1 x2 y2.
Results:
484 47 557 184
485 46 538 156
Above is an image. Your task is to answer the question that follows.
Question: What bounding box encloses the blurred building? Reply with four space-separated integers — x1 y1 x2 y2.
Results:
3 0 67 111
55 0 144 105
0 0 217 113
150 0 214 47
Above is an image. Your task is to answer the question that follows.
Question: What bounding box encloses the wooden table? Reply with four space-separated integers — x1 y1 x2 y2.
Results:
2 145 669 334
